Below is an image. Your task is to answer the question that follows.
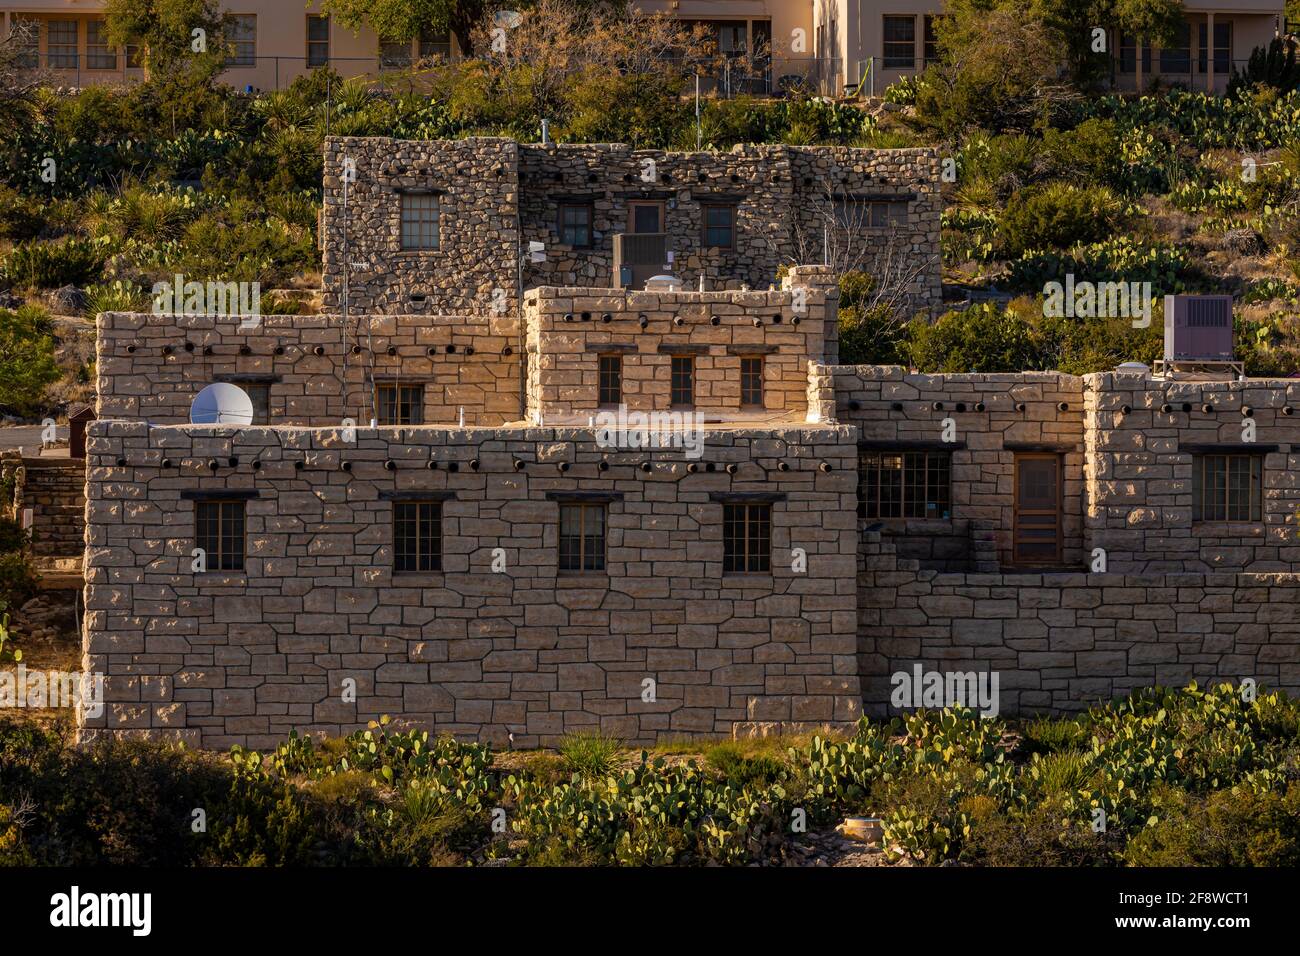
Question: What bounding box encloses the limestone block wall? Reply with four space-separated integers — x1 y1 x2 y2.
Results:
321 137 520 315
524 267 839 422
0 455 85 558
858 532 1300 716
831 367 1086 570
1084 372 1300 572
80 421 861 748
96 311 522 426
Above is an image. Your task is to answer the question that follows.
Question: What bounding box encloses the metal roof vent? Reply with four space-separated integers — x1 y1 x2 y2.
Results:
644 274 684 292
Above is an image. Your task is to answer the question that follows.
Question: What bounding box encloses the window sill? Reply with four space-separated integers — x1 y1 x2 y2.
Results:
1191 522 1265 533
556 574 610 587
193 572 248 585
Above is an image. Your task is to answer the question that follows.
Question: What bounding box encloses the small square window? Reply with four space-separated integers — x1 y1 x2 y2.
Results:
559 203 593 248
400 193 440 251
195 500 246 572
598 354 622 407
740 356 763 407
418 28 450 58
671 355 694 408
559 503 606 572
1192 453 1262 522
394 500 442 572
376 384 424 425
701 204 736 249
723 503 771 574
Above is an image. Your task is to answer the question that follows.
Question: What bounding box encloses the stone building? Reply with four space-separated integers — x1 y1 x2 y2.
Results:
78 137 1300 749
320 137 943 318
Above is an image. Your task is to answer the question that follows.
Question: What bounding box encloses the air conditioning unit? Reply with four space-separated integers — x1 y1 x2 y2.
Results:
1163 295 1234 363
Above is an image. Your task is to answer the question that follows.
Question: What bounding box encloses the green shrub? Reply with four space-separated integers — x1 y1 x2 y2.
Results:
0 306 60 415
999 183 1130 258
1023 715 1090 754
705 742 787 788
0 186 45 242
1123 783 1300 866
2 237 105 290
1005 238 1195 294
904 303 1045 373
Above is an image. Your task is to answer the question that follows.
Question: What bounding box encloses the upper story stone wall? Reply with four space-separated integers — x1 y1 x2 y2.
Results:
320 137 943 318
95 311 521 427
523 266 838 423
1084 372 1300 572
321 137 521 316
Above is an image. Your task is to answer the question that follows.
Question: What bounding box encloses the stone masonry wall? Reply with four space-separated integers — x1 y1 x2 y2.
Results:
524 266 838 422
832 368 1086 570
81 421 860 748
321 137 520 316
320 138 943 319
858 531 1300 716
96 311 521 426
1084 372 1300 572
1 455 85 558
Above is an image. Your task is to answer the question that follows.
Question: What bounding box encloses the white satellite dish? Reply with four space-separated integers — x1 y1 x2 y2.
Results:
495 9 523 28
190 382 254 425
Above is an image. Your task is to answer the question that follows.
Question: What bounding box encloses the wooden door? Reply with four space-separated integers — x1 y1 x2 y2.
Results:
1013 453 1062 565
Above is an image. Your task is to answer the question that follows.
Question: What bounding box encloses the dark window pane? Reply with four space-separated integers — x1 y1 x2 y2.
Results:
671 355 694 407
723 503 771 574
859 451 951 520
882 15 915 68
598 355 622 406
559 204 592 247
559 503 606 572
740 356 763 407
400 193 440 250
394 501 442 572
195 500 245 572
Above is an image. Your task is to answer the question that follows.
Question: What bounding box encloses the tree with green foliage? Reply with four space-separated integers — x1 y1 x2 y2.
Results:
317 0 491 55
0 306 60 416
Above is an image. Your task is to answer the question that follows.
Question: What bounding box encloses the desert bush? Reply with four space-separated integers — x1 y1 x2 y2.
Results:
0 305 60 415
1122 783 1300 866
999 183 1130 257
83 280 150 315
2 237 104 290
905 303 1044 373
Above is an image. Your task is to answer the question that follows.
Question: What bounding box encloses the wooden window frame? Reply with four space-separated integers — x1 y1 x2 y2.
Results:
86 19 117 71
670 355 695 408
598 354 622 407
1192 452 1262 523
558 502 607 573
307 14 330 68
882 15 916 69
195 499 246 572
740 355 763 408
375 383 425 426
701 203 736 249
858 450 951 520
46 18 79 70
393 500 443 573
723 502 771 574
558 202 594 248
399 192 440 251
224 14 257 68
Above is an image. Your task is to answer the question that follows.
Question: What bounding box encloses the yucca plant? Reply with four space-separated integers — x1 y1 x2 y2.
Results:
557 731 622 777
